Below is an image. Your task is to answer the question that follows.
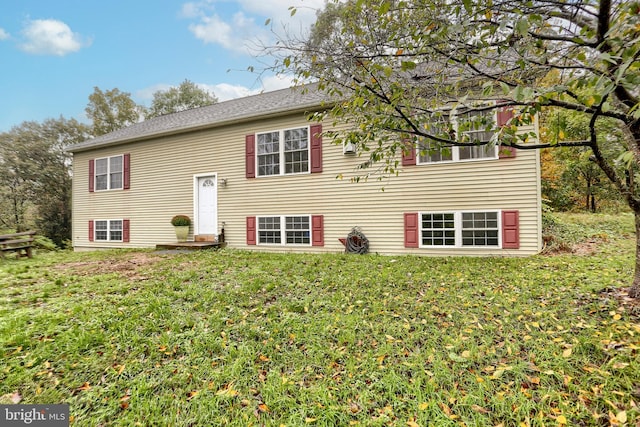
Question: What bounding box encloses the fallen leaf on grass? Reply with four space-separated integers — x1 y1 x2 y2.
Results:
448 352 467 363
492 369 505 379
0 392 22 404
216 384 239 397
217 388 239 397
120 391 131 409
609 410 627 424
439 402 451 416
471 404 490 414
258 403 270 413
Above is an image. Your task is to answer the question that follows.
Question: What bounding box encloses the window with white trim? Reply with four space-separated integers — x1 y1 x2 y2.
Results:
257 127 309 176
418 113 454 164
457 109 497 160
420 211 499 247
95 155 124 190
417 106 498 164
258 215 311 245
95 220 123 242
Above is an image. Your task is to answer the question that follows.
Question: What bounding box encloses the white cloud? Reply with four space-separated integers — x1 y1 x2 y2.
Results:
180 2 206 18
136 76 293 106
179 0 214 17
137 81 259 104
188 11 269 55
137 81 229 102
259 74 295 92
205 83 259 101
189 13 234 49
20 19 89 56
183 0 324 55
135 83 174 102
237 0 324 25
0 28 9 40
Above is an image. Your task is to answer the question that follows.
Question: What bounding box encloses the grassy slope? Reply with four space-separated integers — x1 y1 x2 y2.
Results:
0 213 638 426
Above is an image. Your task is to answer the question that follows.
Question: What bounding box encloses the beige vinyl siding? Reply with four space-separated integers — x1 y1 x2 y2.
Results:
72 114 541 255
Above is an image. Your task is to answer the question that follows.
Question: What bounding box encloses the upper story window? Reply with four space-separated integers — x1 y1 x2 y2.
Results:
257 127 309 177
416 107 498 165
418 113 454 164
89 154 130 193
95 155 124 191
457 109 497 160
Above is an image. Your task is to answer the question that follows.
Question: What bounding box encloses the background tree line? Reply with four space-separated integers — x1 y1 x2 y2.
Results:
539 71 626 213
0 80 216 247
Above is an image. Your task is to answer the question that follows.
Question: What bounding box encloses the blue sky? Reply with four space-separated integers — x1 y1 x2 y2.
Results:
0 0 322 132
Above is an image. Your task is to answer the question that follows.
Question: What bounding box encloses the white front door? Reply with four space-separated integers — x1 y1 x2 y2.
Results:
196 175 218 236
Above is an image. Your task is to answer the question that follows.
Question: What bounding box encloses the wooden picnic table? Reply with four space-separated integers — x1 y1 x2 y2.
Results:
0 230 36 259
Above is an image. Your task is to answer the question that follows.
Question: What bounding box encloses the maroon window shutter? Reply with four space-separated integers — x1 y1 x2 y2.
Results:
123 154 131 189
404 213 419 248
311 215 324 246
502 210 520 249
497 101 516 158
123 219 130 242
246 135 256 178
402 140 416 166
498 146 517 158
88 220 94 242
310 124 323 173
246 216 257 245
496 102 514 127
89 159 95 192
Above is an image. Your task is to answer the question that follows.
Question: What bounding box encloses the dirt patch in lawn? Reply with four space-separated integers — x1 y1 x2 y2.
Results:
53 252 166 280
542 238 602 256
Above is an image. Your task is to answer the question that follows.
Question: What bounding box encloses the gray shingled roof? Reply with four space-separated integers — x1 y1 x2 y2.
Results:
68 84 331 153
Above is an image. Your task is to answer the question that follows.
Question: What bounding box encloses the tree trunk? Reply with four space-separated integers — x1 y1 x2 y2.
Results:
630 210 640 298
585 184 590 211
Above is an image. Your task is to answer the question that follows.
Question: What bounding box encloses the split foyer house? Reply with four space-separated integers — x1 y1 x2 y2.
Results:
68 85 542 255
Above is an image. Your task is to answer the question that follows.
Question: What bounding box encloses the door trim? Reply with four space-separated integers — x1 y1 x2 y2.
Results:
193 173 218 238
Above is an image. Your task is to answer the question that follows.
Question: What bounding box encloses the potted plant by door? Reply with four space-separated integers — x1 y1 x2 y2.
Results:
171 215 191 242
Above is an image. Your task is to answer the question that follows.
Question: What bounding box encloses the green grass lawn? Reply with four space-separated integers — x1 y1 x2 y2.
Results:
1 213 638 426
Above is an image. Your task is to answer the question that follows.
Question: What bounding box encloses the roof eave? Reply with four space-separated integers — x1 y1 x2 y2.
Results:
67 101 332 154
